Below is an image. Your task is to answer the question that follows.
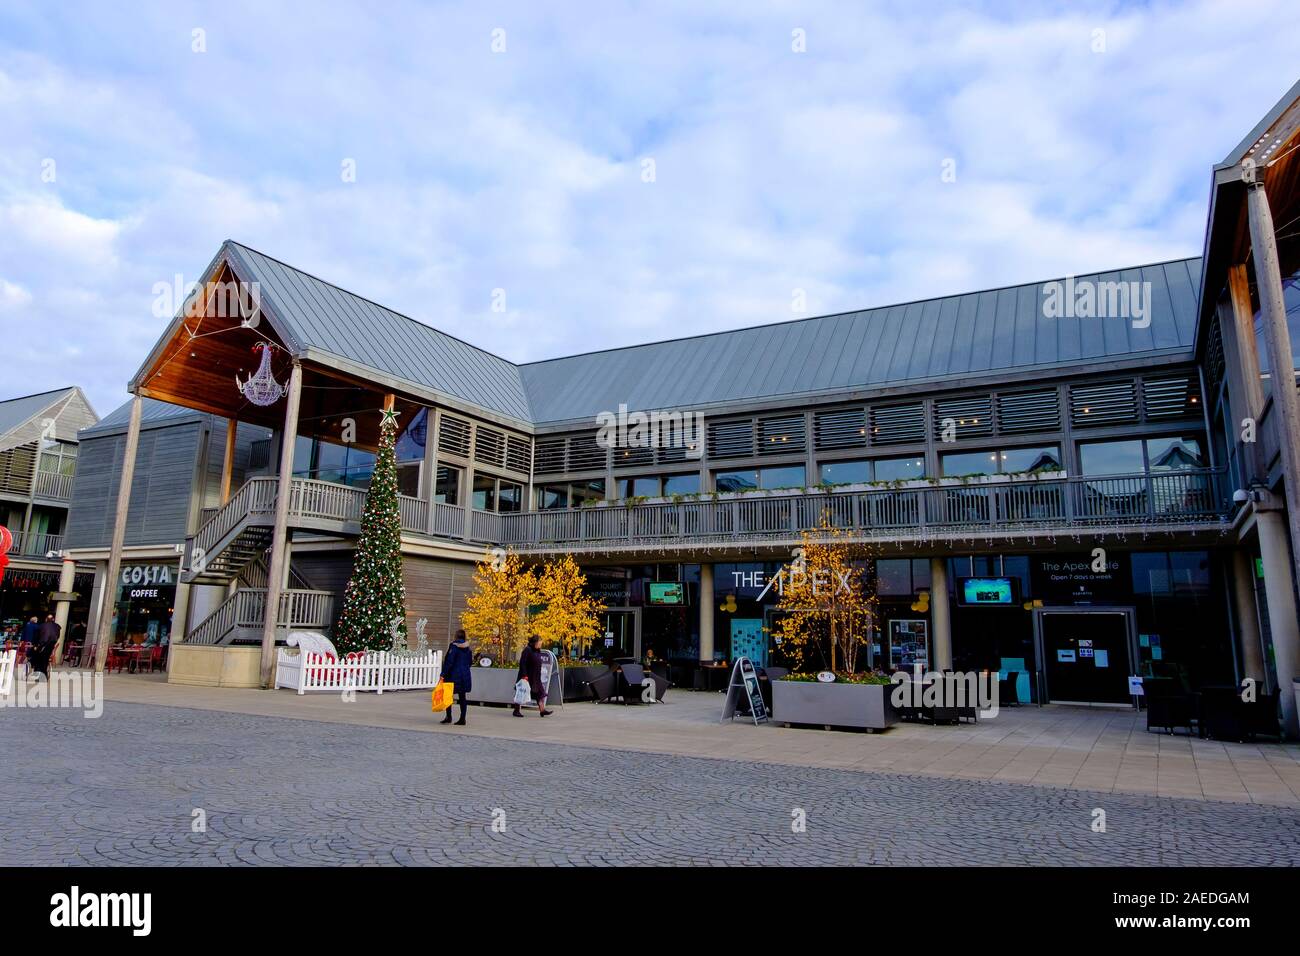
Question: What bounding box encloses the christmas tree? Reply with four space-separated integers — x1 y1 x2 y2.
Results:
333 407 407 655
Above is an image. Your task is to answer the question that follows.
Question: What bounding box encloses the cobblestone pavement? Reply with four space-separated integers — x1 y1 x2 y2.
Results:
3 702 1298 866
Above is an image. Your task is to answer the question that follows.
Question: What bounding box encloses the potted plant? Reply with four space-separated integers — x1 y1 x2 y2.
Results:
765 518 896 731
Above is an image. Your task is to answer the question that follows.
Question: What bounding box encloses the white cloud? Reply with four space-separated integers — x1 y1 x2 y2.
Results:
0 0 1298 415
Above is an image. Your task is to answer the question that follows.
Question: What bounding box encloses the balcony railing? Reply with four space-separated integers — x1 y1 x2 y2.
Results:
8 532 65 556
33 471 74 501
493 469 1228 550
190 469 1228 563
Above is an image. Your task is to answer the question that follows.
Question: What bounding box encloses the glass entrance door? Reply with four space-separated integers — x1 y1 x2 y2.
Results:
1037 610 1133 704
601 609 640 661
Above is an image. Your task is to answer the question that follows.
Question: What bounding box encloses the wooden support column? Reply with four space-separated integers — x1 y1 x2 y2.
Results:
94 395 143 672
259 362 303 688
929 557 952 670
51 556 77 666
1246 176 1300 736
1230 548 1265 685
698 563 715 662
423 408 441 534
220 417 238 504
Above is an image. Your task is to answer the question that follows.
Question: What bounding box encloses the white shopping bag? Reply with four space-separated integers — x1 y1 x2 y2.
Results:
513 678 531 705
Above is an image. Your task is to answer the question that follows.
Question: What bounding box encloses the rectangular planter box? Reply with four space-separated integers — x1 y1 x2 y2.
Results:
465 664 564 705
772 679 897 731
464 666 519 705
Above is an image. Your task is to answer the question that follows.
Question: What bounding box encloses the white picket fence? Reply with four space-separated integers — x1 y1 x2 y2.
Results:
0 649 15 696
275 637 441 695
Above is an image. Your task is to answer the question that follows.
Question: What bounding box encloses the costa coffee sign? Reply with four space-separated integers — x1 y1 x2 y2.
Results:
120 564 175 587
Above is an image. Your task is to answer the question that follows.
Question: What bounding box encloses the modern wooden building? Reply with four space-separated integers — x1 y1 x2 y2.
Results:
65 79 1300 734
0 387 98 637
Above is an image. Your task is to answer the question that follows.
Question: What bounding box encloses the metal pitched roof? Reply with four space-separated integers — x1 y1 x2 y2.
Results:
223 242 532 422
81 397 207 437
518 258 1203 425
0 388 75 439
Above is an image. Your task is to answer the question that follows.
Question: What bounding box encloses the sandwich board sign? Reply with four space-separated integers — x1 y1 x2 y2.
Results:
720 656 768 725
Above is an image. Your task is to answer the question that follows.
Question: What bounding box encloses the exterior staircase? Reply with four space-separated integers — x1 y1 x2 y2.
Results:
185 558 335 646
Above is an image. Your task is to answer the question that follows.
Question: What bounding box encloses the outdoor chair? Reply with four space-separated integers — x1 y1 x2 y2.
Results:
617 663 651 703
925 676 960 725
586 671 617 703
1199 686 1255 742
998 671 1021 707
1144 677 1196 735
1243 692 1281 741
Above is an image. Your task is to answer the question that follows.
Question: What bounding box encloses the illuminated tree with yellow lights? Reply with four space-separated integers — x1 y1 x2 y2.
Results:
768 515 878 675
531 554 604 659
460 549 536 664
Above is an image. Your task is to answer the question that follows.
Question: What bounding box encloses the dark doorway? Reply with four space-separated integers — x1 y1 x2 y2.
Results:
1038 610 1133 704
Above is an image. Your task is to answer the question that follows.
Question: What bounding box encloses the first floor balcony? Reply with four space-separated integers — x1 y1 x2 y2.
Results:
182 468 1231 581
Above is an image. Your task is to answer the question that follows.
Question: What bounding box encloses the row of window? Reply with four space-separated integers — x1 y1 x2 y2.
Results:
294 431 1206 512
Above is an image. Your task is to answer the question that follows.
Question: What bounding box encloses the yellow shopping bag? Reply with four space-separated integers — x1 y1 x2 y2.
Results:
431 680 453 712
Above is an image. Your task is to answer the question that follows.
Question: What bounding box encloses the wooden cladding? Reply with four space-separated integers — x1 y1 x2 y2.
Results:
438 415 472 458
1069 373 1201 428
0 442 36 496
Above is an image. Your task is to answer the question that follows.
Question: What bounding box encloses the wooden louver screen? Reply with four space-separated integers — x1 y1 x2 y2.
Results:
566 433 608 472
932 395 993 439
505 435 532 474
708 419 754 459
814 407 867 450
997 389 1060 434
474 426 505 466
1071 381 1138 427
869 402 925 445
757 414 806 456
534 437 566 475
1142 375 1201 420
438 415 472 457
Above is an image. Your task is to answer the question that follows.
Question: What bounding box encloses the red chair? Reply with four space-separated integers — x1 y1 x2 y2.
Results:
105 647 127 674
144 646 164 673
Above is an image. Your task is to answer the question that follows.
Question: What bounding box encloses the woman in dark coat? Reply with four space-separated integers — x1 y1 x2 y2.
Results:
514 635 553 718
439 630 473 726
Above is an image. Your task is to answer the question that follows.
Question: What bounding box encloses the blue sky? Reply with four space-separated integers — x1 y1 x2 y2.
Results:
1 0 1298 417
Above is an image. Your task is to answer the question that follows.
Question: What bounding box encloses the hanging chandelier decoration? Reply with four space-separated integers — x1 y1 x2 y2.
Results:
236 342 287 407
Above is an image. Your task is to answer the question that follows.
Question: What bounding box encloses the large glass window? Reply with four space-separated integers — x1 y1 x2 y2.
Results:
435 466 461 505
1079 440 1144 476
663 473 700 496
473 475 522 513
1079 436 1205 476
538 485 568 510
874 456 926 482
943 446 1060 477
498 481 523 513
714 466 808 492
820 459 871 486
570 480 605 506
1145 435 1205 471
941 450 1001 477
821 456 925 485
38 440 78 476
472 475 496 511
617 476 662 499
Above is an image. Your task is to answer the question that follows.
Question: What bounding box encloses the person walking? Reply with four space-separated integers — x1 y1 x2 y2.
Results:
29 614 60 682
439 630 472 726
514 635 553 718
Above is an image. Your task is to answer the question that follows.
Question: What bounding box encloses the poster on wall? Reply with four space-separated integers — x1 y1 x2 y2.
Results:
888 619 929 670
729 619 766 668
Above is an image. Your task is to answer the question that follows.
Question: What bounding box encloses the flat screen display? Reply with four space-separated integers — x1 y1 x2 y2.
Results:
647 582 686 605
959 577 1016 606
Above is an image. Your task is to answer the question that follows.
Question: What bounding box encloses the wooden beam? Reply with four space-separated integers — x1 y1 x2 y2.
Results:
259 362 303 688
94 396 143 672
220 418 238 504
